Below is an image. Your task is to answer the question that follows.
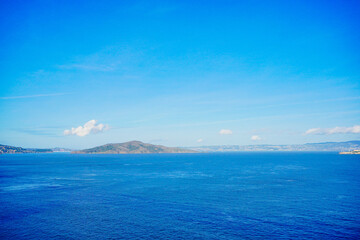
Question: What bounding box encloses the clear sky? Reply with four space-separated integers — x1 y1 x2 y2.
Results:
1 0 359 148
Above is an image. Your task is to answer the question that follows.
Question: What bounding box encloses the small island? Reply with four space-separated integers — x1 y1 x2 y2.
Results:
72 141 197 154
339 150 360 154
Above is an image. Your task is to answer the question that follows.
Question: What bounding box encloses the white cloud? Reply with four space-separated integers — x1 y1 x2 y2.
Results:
251 135 262 141
305 125 360 135
219 129 233 135
64 120 109 137
58 63 114 72
0 93 70 100
197 138 203 143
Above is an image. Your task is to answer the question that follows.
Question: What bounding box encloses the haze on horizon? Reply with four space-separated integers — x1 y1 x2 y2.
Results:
0 0 359 149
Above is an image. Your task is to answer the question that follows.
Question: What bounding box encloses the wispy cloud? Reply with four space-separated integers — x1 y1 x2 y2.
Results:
13 127 62 137
57 46 142 73
196 96 360 110
160 110 360 129
305 125 360 135
0 93 71 100
57 63 115 72
64 120 109 137
251 135 262 141
219 129 233 135
197 138 203 143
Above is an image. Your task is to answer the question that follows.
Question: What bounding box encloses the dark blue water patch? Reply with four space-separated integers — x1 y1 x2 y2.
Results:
0 152 360 239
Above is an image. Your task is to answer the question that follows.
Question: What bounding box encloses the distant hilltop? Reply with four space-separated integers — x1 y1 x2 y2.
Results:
72 141 197 154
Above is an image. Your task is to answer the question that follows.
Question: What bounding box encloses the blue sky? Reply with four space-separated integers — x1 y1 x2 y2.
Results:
0 0 359 148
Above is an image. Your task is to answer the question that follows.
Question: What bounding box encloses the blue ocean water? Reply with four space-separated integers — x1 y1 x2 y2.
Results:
0 152 359 239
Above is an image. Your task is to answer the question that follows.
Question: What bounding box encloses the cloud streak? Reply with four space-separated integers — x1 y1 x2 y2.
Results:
64 120 109 137
219 129 233 135
0 93 70 100
305 125 360 135
251 135 262 141
58 63 114 72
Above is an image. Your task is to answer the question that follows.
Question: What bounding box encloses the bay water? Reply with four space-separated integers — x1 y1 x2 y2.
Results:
1 152 359 239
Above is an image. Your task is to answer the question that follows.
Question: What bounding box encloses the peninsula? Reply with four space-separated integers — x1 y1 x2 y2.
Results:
72 141 197 154
339 150 360 154
0 144 52 154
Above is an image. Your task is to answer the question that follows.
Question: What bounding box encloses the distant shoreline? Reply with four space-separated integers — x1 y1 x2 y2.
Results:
1 140 360 154
0 151 355 155
339 150 360 155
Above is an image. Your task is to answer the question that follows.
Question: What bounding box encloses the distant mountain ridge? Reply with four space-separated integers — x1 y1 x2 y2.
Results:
72 141 197 154
1 140 360 154
52 147 73 152
189 140 360 152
